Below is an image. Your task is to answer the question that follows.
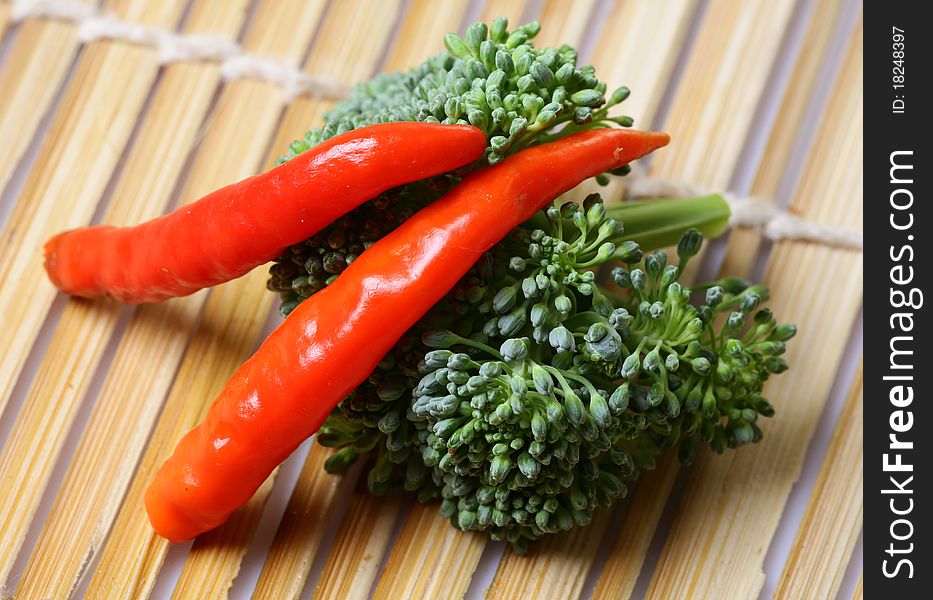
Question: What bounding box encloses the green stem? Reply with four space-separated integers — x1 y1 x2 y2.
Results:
607 194 731 251
447 334 502 359
558 368 603 401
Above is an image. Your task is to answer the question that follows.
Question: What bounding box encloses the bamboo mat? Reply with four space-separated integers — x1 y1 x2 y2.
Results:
0 1 864 599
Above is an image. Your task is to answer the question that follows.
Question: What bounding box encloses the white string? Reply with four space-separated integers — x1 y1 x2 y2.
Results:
9 0 351 100
625 164 863 250
219 55 352 101
9 0 863 250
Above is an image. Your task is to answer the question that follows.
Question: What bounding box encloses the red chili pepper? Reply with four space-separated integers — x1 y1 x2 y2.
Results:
43 123 487 303
144 128 670 541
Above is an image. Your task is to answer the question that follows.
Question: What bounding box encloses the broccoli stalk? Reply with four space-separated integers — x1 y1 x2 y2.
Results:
266 18 796 552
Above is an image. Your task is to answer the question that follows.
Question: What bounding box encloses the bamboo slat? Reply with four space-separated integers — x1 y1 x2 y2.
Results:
83 1 330 596
382 0 469 72
476 0 528 26
654 0 797 286
482 0 531 25
533 0 598 48
590 453 679 600
170 474 279 600
311 488 404 600
0 300 123 584
250 446 342 600
5 4 252 597
487 510 613 600
0 2 9 40
0 0 93 196
372 503 486 600
588 0 696 127
721 0 849 276
853 573 863 600
565 0 697 208
88 270 273 599
14 295 205 594
0 0 188 586
590 2 849 595
644 22 863 599
774 364 863 600
129 64 332 600
251 2 463 594
0 0 185 418
487 0 797 594
649 0 796 187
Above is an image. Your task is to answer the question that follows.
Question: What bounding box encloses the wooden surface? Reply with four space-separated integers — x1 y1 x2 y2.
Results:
645 18 863 600
0 3 11 40
0 1 863 598
6 3 252 597
774 364 863 600
0 2 91 195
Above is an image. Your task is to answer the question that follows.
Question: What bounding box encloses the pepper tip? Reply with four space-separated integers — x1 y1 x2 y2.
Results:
648 130 671 151
144 484 202 543
43 233 64 289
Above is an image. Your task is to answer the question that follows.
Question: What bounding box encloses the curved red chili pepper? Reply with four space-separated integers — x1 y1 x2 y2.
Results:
43 122 487 303
145 128 670 541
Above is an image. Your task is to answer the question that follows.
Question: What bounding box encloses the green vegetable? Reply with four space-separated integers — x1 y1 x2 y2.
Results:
267 19 795 552
317 194 788 551
269 17 630 307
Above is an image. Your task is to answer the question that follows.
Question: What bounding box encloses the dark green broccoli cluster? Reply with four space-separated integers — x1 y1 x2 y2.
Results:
279 18 630 165
400 213 792 549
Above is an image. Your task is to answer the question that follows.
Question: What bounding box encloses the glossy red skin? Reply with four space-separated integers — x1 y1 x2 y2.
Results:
144 128 670 541
43 122 487 303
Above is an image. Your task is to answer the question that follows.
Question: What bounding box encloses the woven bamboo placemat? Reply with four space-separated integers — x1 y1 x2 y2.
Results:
0 1 863 598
